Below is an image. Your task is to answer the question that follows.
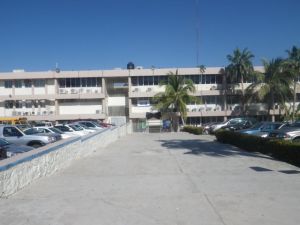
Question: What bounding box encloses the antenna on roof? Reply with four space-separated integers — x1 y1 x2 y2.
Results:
55 62 60 73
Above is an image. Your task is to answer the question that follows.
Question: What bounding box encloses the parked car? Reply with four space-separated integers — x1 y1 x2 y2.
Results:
71 123 97 133
54 125 82 137
31 126 77 139
67 124 94 134
210 118 257 133
23 127 62 141
268 122 300 142
55 124 87 136
0 137 34 158
0 125 55 148
238 122 286 137
77 121 104 130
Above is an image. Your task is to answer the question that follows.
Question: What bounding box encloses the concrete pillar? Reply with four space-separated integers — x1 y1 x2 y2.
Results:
55 100 59 116
54 79 58 94
32 80 34 96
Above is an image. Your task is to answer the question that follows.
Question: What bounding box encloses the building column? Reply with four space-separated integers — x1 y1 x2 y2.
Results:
54 79 58 94
45 79 48 95
55 100 59 116
32 80 35 96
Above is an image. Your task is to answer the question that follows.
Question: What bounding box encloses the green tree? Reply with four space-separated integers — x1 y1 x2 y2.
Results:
246 58 292 120
227 48 254 115
285 46 300 122
154 70 198 131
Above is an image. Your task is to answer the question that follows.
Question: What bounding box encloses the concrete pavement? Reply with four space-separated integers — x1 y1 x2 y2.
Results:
0 132 300 225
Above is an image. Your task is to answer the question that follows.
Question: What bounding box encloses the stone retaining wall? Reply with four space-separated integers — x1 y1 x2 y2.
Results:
0 123 131 197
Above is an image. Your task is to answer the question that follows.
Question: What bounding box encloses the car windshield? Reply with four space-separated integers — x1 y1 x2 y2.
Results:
55 126 72 132
76 123 88 129
24 128 40 135
0 138 10 147
49 127 64 134
289 122 300 127
69 125 83 131
81 122 96 128
250 122 264 129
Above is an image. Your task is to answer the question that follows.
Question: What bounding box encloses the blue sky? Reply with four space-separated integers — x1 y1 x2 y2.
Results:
0 0 299 72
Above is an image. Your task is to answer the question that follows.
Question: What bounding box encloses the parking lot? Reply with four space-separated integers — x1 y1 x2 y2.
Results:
0 132 300 225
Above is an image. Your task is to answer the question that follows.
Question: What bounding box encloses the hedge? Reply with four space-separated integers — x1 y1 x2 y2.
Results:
215 130 300 167
182 126 203 135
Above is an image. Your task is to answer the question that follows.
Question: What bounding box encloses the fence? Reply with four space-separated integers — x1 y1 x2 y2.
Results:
0 123 132 197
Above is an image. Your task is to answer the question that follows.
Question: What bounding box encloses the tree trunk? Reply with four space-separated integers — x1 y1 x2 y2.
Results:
240 74 245 116
292 79 297 122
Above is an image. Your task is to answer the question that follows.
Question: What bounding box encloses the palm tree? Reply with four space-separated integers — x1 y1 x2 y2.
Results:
285 46 300 122
246 58 292 121
154 70 198 131
227 48 254 115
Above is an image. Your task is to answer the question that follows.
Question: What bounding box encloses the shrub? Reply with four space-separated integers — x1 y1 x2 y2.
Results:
182 126 203 135
215 130 300 167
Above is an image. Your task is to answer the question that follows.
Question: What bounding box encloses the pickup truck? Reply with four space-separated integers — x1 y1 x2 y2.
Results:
0 125 56 148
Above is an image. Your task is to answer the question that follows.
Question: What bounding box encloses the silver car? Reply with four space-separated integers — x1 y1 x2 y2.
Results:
0 125 56 148
268 122 300 142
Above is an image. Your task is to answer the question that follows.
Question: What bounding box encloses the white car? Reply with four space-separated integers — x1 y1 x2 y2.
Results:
32 126 77 139
54 125 86 137
77 121 104 130
68 124 95 134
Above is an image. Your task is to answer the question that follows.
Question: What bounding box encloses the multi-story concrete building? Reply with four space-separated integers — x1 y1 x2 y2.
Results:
0 66 299 128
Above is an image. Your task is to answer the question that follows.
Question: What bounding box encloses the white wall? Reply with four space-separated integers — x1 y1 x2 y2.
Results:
59 100 102 115
47 80 56 94
107 97 126 106
0 81 13 96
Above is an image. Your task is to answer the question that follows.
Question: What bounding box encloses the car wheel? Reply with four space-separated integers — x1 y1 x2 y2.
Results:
29 142 43 148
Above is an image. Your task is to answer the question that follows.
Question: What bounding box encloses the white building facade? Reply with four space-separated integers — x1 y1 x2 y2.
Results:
0 67 299 127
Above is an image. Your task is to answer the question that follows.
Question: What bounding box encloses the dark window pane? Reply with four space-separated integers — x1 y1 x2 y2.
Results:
132 77 137 86
4 80 13 88
138 76 143 86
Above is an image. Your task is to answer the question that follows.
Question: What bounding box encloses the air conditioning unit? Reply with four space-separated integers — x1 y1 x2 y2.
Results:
210 86 217 90
86 89 91 93
95 110 100 114
71 89 78 94
94 90 98 93
59 89 65 94
146 87 152 92
133 88 139 92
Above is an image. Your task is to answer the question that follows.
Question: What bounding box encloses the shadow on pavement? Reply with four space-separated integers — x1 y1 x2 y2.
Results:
157 138 274 160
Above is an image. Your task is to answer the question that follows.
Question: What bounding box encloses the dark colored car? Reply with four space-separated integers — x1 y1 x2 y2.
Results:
0 137 34 158
220 118 257 132
238 122 287 137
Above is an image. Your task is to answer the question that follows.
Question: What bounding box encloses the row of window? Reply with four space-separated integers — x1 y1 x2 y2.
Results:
58 78 102 88
4 100 51 109
131 74 223 86
4 80 45 88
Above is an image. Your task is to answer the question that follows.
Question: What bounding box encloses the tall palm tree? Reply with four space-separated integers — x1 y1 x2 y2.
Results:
227 48 254 115
246 58 292 120
154 70 197 131
285 46 300 122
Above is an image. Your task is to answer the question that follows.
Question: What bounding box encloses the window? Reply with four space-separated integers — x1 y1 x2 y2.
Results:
4 80 13 88
154 76 159 85
24 80 31 87
15 101 22 108
15 80 22 88
5 101 13 109
34 79 45 87
3 127 23 137
131 77 137 86
138 76 143 86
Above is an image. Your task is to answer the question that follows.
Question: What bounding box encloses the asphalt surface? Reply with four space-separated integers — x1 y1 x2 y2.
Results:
0 132 300 225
